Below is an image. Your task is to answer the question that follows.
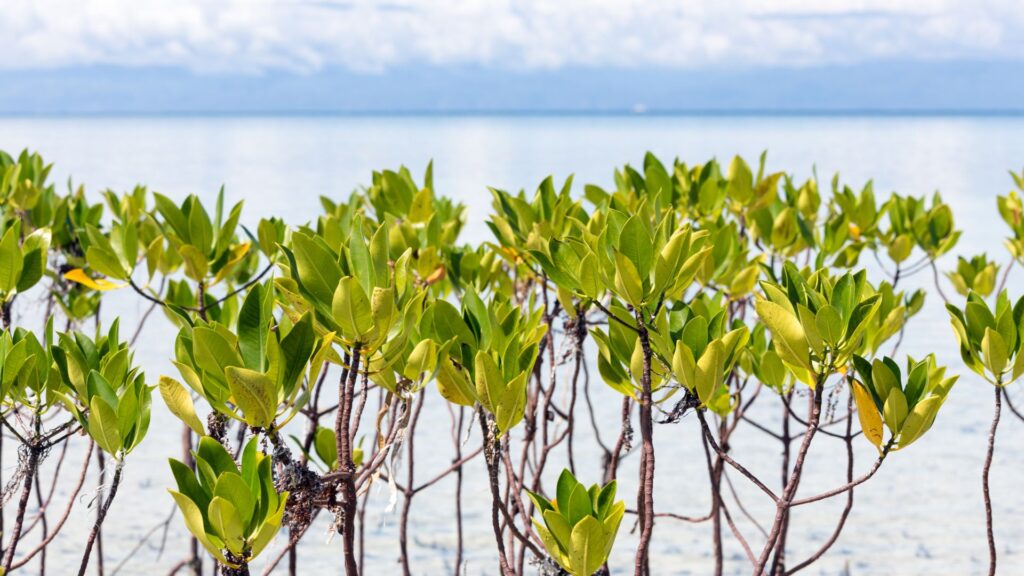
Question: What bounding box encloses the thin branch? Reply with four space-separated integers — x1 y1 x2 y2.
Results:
697 410 779 504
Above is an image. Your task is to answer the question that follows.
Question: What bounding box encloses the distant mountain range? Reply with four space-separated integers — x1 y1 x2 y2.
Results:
2 60 1023 115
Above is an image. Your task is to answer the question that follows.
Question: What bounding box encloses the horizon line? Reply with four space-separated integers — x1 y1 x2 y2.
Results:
3 108 1024 119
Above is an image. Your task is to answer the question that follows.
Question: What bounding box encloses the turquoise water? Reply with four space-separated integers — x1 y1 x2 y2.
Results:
0 114 1021 574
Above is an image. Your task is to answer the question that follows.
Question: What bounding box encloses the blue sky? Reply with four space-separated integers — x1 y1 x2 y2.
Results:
3 0 1024 113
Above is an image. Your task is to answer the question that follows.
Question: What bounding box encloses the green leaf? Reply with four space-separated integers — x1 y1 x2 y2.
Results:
87 396 122 457
565 484 593 526
577 253 601 299
982 327 1009 379
403 339 437 382
871 359 898 402
369 287 396 346
569 515 607 576
168 490 229 564
237 285 271 371
214 472 255 528
596 481 617 519
556 469 577 513
314 426 339 470
249 493 287 559
178 245 209 281
695 340 724 406
618 215 654 279
533 518 568 568
85 245 128 282
192 327 244 382
408 187 434 223
435 358 476 406
887 234 913 263
197 436 238 479
898 395 943 448
347 218 374 293
208 496 245 555
474 351 504 413
755 299 811 372
0 226 23 294
160 376 205 436
291 232 342 306
188 199 214 254
672 340 696 392
225 366 277 428
883 388 908 433
543 509 572 551
815 305 844 345
15 248 43 293
494 372 528 435
276 313 315 396
613 252 644 307
332 277 374 343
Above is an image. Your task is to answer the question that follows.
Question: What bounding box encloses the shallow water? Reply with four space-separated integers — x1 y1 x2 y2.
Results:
0 114 1022 575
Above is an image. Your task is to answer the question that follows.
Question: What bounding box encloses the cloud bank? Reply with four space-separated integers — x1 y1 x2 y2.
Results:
1 0 1021 73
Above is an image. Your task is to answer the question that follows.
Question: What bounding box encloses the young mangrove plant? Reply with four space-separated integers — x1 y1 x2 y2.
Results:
169 437 288 575
1 147 1018 576
947 290 1024 576
527 469 625 576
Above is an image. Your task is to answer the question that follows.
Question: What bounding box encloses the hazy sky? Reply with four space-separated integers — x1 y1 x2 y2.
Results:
3 0 1021 73
2 1 1023 112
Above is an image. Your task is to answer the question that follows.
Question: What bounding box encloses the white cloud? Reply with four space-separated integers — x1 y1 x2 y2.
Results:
0 0 1022 73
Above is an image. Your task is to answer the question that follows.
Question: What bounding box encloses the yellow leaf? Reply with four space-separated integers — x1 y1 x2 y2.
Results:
852 381 884 449
63 268 126 292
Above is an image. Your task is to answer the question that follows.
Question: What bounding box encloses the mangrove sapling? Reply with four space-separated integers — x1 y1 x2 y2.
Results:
946 290 1024 576
485 181 596 573
422 291 548 572
169 438 288 576
47 324 154 576
69 185 272 576
0 328 83 573
527 469 625 576
537 211 711 574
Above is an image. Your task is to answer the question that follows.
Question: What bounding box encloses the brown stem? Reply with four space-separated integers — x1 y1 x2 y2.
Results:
335 347 362 576
756 375 825 573
2 445 41 571
452 406 465 576
698 411 778 503
77 460 124 576
786 395 855 574
983 385 1001 576
772 392 793 575
33 470 47 576
478 408 514 576
95 449 107 576
606 397 632 483
634 310 655 576
565 308 585 474
11 441 93 571
398 391 425 576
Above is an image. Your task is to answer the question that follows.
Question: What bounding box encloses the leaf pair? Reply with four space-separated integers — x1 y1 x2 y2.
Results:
0 221 50 298
851 354 957 451
168 437 288 567
527 470 625 576
755 266 882 382
169 292 319 430
947 291 1024 384
672 326 749 415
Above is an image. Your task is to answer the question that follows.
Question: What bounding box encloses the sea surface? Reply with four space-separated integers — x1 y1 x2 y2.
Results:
0 114 1022 575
